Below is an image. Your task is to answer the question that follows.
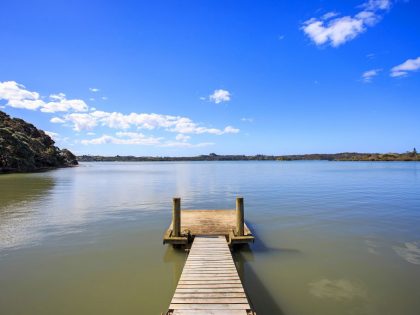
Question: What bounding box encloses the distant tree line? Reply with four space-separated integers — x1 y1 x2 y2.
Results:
77 150 420 162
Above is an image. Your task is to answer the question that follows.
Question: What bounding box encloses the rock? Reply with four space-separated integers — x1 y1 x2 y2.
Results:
59 148 78 166
0 110 78 173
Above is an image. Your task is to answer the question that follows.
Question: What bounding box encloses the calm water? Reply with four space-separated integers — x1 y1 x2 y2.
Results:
1 161 420 314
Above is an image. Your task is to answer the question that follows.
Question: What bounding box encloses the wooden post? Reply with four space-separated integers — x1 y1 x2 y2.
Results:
236 197 244 236
172 197 181 237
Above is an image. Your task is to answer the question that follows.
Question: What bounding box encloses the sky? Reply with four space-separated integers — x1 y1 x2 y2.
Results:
0 0 419 156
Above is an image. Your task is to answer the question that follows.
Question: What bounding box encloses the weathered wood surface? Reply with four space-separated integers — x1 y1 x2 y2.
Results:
236 198 244 236
163 210 254 245
166 236 254 315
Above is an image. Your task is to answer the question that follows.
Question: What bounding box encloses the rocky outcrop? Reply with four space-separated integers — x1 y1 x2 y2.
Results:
0 110 78 173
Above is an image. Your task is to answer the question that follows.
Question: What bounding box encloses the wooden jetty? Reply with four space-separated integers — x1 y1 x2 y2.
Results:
163 197 256 315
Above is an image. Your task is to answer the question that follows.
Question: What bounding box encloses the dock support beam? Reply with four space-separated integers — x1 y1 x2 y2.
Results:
172 197 181 237
236 197 244 236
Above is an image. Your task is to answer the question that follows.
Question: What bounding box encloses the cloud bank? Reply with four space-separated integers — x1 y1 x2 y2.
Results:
53 110 239 136
0 81 240 148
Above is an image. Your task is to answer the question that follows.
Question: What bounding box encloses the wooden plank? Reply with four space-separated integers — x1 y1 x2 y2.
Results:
187 258 232 261
183 268 237 271
183 269 237 272
169 303 250 310
173 312 247 315
191 247 229 249
185 262 236 269
183 266 237 269
183 267 237 270
178 281 243 285
180 273 239 278
184 262 235 265
186 260 233 263
181 272 238 276
182 271 238 274
176 284 244 289
173 293 247 298
184 266 237 273
180 277 240 282
188 255 232 258
171 298 249 304
175 286 244 294
189 254 231 256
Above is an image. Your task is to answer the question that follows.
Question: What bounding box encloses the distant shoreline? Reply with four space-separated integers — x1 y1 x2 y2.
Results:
77 151 419 162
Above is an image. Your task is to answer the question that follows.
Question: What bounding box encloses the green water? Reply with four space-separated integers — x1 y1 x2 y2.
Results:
1 161 420 314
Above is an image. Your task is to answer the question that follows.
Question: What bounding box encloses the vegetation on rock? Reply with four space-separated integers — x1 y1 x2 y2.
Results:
0 111 78 173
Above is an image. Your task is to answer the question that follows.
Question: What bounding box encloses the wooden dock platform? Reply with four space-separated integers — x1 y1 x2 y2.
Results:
163 198 254 246
163 197 256 314
166 236 255 315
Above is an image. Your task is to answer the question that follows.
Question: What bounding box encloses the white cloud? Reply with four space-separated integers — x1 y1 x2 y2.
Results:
175 134 191 142
41 93 88 113
0 81 44 110
86 132 96 136
362 69 381 82
168 117 238 135
0 81 88 113
209 89 231 104
241 117 254 123
390 57 420 77
64 113 98 131
222 126 240 134
102 96 108 100
89 88 99 92
301 0 391 47
50 117 66 123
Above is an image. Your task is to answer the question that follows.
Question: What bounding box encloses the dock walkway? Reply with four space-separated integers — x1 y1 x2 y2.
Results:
167 236 254 314
163 197 256 314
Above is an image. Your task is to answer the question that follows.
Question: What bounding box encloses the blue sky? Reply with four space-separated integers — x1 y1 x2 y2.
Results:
1 0 419 156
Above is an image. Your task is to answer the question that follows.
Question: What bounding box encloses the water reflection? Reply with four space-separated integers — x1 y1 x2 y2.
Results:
234 249 286 314
0 174 55 250
163 246 187 287
308 279 367 301
0 173 55 209
393 241 420 265
243 223 302 255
